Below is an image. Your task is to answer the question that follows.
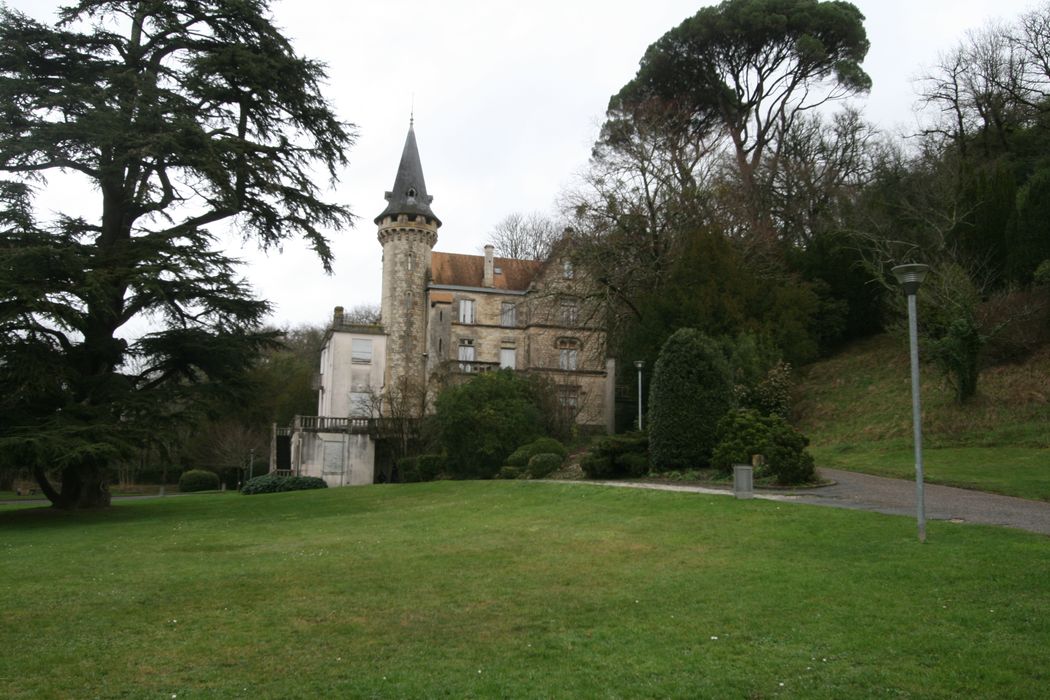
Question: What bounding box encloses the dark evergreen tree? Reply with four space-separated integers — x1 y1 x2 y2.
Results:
648 329 733 470
0 1 355 508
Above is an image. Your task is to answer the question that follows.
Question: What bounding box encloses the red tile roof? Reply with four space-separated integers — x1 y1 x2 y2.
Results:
430 252 541 291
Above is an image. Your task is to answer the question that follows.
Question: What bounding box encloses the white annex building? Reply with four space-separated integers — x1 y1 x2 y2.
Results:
271 124 616 485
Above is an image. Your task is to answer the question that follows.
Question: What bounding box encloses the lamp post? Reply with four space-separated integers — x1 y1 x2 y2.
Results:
892 263 930 543
634 360 645 431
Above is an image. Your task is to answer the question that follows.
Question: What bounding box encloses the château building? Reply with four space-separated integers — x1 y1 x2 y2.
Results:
273 123 615 485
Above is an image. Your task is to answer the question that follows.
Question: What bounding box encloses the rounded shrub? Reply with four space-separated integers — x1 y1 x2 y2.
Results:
648 329 734 470
506 446 532 468
178 469 219 492
508 437 568 468
497 466 521 480
711 409 815 485
527 453 564 479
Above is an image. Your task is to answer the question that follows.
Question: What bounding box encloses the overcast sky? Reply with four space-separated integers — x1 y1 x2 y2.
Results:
9 0 1042 330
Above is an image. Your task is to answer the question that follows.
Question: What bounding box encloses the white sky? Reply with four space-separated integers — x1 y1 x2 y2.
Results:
8 0 1042 330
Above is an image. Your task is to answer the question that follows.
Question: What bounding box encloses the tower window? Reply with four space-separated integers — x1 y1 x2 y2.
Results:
563 259 574 279
407 187 417 197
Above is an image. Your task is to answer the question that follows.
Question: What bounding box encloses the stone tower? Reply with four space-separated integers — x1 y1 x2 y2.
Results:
375 122 441 394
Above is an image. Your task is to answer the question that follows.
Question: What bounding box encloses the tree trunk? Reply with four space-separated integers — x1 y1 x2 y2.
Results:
34 461 112 509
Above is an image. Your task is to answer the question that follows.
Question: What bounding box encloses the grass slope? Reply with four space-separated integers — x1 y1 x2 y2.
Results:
2 483 1048 698
796 335 1050 499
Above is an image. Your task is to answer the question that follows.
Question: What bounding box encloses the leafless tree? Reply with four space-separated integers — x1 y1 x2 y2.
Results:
341 303 381 325
487 212 562 261
561 99 718 342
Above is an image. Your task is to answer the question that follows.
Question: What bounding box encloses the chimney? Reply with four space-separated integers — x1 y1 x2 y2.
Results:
333 305 344 327
483 245 495 288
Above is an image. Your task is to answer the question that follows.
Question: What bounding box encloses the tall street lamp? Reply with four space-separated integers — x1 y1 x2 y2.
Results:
634 360 645 431
892 263 930 543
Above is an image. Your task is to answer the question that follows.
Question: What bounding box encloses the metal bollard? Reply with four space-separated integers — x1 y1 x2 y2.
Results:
733 464 754 500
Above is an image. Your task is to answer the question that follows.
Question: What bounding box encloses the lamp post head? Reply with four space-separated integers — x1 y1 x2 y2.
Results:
891 263 930 296
634 360 644 370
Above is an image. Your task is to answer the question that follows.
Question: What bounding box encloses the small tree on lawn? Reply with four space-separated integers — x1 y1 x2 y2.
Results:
648 328 733 469
0 1 354 508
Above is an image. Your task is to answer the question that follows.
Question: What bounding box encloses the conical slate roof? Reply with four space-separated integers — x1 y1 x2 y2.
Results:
374 124 441 226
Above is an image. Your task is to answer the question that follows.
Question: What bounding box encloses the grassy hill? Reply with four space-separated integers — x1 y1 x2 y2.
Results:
796 334 1050 499
2 484 1048 698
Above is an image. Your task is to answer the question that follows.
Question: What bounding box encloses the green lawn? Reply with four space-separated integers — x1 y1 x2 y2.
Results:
2 482 1048 698
797 335 1050 500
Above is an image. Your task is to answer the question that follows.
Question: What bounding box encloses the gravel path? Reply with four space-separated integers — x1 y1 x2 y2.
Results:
586 467 1050 536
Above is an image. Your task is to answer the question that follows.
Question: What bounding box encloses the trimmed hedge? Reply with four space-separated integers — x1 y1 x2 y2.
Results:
527 453 563 479
497 466 522 480
178 469 219 492
240 474 328 495
580 433 649 479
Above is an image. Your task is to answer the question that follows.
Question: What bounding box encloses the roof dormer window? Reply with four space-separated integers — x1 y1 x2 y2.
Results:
407 187 417 198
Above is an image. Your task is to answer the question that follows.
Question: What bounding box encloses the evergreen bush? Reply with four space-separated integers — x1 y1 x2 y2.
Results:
580 452 616 479
433 371 544 479
648 329 734 469
416 454 447 481
614 452 650 478
580 433 648 479
178 469 219 492
737 361 793 419
527 453 564 479
240 474 327 495
497 466 521 480
397 456 420 483
1035 260 1050 286
711 409 815 485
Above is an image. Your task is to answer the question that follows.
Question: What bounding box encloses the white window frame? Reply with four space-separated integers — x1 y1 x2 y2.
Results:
459 299 476 324
500 347 516 370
